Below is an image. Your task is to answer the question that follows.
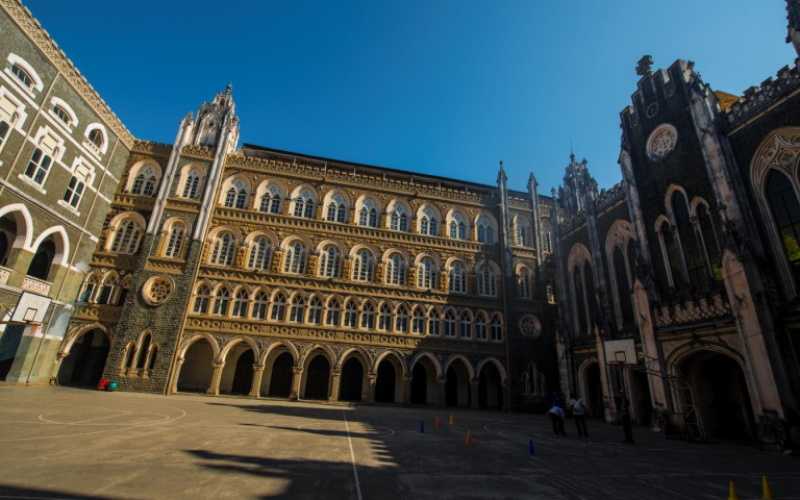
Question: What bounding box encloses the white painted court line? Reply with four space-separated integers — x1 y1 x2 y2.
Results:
342 412 364 500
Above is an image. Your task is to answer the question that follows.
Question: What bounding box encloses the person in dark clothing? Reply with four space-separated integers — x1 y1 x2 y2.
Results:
549 405 568 437
547 390 563 410
620 390 634 444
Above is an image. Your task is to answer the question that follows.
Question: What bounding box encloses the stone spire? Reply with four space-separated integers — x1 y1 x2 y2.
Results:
788 0 800 57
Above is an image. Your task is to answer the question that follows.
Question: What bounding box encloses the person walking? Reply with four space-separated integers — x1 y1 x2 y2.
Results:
549 404 568 438
620 390 634 444
570 392 588 437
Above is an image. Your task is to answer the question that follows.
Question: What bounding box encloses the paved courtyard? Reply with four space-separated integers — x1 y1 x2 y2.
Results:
0 388 798 500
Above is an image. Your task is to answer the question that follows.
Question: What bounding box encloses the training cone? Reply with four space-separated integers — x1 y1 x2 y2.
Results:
420 421 425 434
762 476 775 500
466 430 472 445
449 414 454 425
435 416 440 428
528 439 535 456
728 481 742 500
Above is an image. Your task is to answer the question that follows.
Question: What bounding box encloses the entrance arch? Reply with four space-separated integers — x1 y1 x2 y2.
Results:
478 362 503 410
630 369 653 425
375 357 400 403
580 361 605 418
177 338 215 393
302 350 331 400
339 357 365 402
445 358 472 408
266 352 294 397
58 328 109 386
223 348 254 396
410 354 439 405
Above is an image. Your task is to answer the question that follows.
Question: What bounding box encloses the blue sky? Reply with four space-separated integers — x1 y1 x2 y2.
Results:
25 1 795 193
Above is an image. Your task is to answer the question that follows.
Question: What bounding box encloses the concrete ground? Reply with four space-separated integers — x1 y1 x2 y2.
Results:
0 388 798 500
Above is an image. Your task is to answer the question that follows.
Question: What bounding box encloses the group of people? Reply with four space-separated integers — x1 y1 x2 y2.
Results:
547 389 634 444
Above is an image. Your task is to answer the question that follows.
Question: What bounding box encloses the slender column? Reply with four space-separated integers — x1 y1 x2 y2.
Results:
436 377 447 407
207 362 225 396
469 378 480 410
328 370 342 402
171 358 185 394
290 367 303 400
367 373 378 403
402 376 413 405
250 365 265 398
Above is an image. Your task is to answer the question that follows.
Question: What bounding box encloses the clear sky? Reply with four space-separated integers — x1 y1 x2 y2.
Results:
24 0 796 193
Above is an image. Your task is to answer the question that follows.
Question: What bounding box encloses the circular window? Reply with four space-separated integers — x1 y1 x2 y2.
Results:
142 276 175 306
519 315 542 340
646 124 677 161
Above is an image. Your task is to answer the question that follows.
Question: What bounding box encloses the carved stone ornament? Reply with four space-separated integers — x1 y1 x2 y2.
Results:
519 315 542 340
646 124 678 161
141 276 176 306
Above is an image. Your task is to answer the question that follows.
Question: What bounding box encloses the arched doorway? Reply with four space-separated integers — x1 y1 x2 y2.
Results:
230 350 255 395
58 329 109 386
585 363 604 418
0 212 18 266
177 339 214 393
411 363 428 405
479 362 503 410
445 359 471 408
27 239 56 281
631 370 653 426
679 351 756 440
339 357 364 402
375 359 397 403
304 353 330 400
268 352 293 397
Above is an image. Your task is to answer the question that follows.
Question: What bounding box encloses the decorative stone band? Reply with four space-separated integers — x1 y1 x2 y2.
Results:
21 276 52 296
0 266 10 285
654 293 732 328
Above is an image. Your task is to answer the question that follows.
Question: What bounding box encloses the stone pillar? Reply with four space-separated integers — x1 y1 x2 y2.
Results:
470 378 480 410
329 370 342 402
171 358 185 394
501 382 509 412
207 362 225 396
250 365 265 398
436 377 447 407
402 376 413 405
367 373 378 403
290 367 303 400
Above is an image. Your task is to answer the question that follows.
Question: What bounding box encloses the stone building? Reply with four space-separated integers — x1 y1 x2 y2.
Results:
0 0 133 385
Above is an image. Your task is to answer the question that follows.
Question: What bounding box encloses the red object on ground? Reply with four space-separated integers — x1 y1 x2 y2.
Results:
97 379 109 391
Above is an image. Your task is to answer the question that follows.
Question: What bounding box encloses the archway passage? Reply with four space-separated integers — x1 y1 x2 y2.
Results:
177 339 214 393
58 329 109 386
586 363 604 418
681 351 757 440
631 370 653 426
230 350 255 395
268 352 293 397
411 363 428 405
304 354 330 400
445 361 470 408
0 212 18 266
479 363 503 410
375 359 396 403
339 357 364 402
27 239 56 281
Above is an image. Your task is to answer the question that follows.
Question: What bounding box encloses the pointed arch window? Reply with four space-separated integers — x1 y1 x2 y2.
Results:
358 199 379 228
613 245 635 330
449 213 466 240
515 221 526 246
270 293 286 322
491 314 503 341
319 245 341 278
111 220 142 254
657 219 682 296
673 191 705 293
412 308 425 334
193 285 211 314
767 170 800 285
210 233 235 266
131 166 157 196
182 169 201 199
448 262 467 294
360 302 375 330
389 205 409 231
232 290 249 318
475 313 488 340
546 277 557 304
78 274 100 303
289 296 305 323
417 258 437 289
519 268 532 299
395 305 409 333
378 304 392 331
352 250 374 282
459 311 472 339
248 237 271 270
293 190 315 218
573 265 588 334
477 216 494 244
284 242 307 275
326 299 341 326
386 254 406 286
697 203 721 277
477 265 496 297
164 223 185 259
543 227 553 252
252 291 269 320
224 180 248 209
308 297 323 325
326 195 348 223
344 300 358 328
444 310 457 337
260 185 282 214
420 208 438 236
212 288 230 316
428 311 441 336
97 275 118 305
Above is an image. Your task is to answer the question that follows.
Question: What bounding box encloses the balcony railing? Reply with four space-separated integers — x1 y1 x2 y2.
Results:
21 276 52 296
0 266 11 285
654 293 732 328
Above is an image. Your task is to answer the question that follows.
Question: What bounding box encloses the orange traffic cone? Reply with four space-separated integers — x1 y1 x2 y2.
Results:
762 476 775 500
728 481 742 500
435 416 440 428
449 414 454 425
466 429 472 445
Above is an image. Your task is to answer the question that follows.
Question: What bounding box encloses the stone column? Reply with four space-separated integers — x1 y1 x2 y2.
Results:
207 362 225 396
171 358 185 394
367 373 378 403
250 365 265 398
402 376 413 405
290 367 303 400
328 370 342 402
436 377 447 407
501 382 509 412
470 379 480 409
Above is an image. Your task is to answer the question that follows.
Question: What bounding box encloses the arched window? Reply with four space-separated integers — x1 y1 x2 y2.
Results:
477 265 496 297
419 208 438 236
767 170 800 285
386 254 406 286
252 291 269 320
11 64 33 89
78 274 100 303
97 275 118 304
428 310 441 336
0 121 10 150
63 164 91 209
358 199 379 228
182 169 201 199
260 184 283 214
24 147 53 186
417 258 437 289
459 311 472 339
248 237 271 270
412 307 425 334
326 299 341 326
491 314 503 341
519 268 532 299
360 302 375 330
136 334 151 370
232 290 248 318
344 300 358 328
212 288 231 316
293 189 315 218
516 220 526 246
271 293 286 322
319 245 341 279
283 242 307 275
326 194 348 223
389 204 409 232
614 246 635 330
193 285 211 313
395 305 409 333
444 310 457 337
543 227 552 252
352 250 374 282
378 304 392 331
111 220 142 254
477 216 494 244
88 128 105 151
673 191 705 293
449 213 466 240
27 239 55 280
131 166 157 196
308 297 323 325
224 179 248 209
697 203 721 277
164 223 185 259
546 277 557 304
573 265 588 334
448 262 466 293
475 313 488 340
658 219 682 296
210 233 235 266
289 296 305 323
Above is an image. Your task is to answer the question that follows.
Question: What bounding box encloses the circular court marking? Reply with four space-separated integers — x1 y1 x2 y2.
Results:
298 421 395 437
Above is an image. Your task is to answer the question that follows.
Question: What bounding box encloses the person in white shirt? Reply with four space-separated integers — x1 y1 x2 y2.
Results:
548 404 568 437
570 392 588 437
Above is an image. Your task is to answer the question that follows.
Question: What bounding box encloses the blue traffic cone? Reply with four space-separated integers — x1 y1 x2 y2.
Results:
420 421 425 434
528 439 534 456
